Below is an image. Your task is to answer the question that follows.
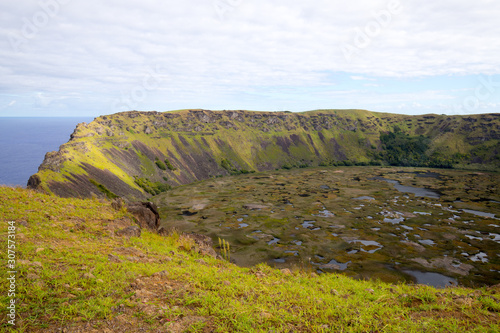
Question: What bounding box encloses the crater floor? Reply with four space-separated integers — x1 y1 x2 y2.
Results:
152 166 500 287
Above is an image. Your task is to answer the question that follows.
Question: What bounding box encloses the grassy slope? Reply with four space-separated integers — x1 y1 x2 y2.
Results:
30 110 500 200
1 186 499 332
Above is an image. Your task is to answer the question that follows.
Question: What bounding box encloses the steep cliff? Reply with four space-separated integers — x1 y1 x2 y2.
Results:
27 109 500 200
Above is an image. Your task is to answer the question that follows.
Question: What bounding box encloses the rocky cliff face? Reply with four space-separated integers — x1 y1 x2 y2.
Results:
28 109 500 200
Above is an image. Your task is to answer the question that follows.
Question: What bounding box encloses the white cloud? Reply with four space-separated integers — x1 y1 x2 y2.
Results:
0 0 499 116
351 76 377 81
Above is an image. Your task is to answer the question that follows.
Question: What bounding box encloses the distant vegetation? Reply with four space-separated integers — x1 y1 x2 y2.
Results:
133 176 170 195
221 158 254 175
380 127 432 167
319 160 382 167
154 157 167 170
155 157 177 171
164 159 177 171
379 127 458 168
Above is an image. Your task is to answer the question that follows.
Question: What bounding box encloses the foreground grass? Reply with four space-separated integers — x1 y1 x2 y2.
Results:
0 186 499 332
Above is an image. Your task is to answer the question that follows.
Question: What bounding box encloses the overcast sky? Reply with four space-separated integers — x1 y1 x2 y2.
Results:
1 0 500 117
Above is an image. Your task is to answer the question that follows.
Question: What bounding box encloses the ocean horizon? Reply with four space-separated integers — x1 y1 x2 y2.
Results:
0 117 94 186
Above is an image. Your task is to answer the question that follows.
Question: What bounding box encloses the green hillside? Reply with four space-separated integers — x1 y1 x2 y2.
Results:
27 110 500 200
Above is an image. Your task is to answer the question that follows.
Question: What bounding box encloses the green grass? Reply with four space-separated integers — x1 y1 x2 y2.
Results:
1 186 499 332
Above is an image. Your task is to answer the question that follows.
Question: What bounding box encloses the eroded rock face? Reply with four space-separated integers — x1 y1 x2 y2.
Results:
27 110 500 200
127 202 161 231
27 174 41 189
37 151 67 172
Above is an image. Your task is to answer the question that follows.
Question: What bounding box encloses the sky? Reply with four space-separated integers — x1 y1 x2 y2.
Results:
1 0 500 117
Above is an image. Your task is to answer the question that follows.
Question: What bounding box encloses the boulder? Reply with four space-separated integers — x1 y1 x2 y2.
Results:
127 202 160 231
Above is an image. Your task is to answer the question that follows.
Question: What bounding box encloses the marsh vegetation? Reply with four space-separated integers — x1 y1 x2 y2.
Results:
153 166 500 288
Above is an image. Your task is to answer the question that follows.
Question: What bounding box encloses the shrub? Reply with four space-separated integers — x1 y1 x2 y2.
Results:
220 158 251 175
155 158 167 170
134 176 171 195
164 159 177 171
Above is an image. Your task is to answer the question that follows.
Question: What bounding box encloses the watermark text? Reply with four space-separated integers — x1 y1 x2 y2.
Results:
112 65 164 112
6 221 17 326
214 0 244 21
340 0 402 62
452 76 500 114
8 0 72 53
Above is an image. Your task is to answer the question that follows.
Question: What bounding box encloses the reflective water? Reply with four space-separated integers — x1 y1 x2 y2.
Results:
326 259 350 270
372 177 441 198
470 252 488 263
348 240 383 253
302 220 316 228
489 233 500 243
354 196 375 201
384 217 404 224
465 235 482 241
402 270 457 288
314 209 335 217
267 238 280 245
418 239 435 246
462 209 498 219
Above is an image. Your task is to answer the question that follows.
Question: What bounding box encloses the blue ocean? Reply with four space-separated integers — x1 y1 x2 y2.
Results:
0 117 93 186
